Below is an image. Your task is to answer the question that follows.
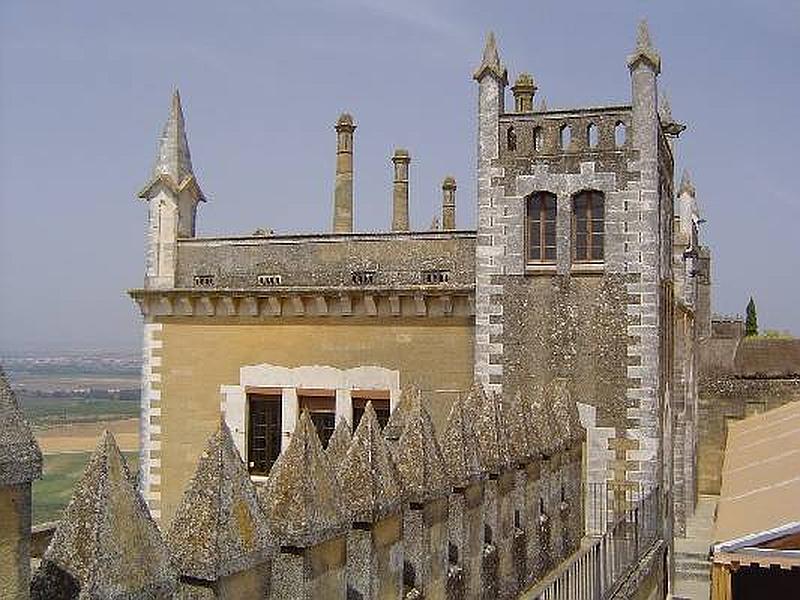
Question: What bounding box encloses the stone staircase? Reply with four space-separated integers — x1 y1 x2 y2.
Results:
672 495 717 600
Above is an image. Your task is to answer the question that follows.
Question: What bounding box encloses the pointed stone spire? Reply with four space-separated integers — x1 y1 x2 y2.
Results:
658 91 673 123
537 97 547 112
139 89 205 200
440 393 483 489
0 366 42 485
383 385 416 442
627 20 661 74
258 411 348 547
31 431 177 599
473 31 508 83
465 382 512 474
340 402 403 523
325 417 352 467
679 169 696 198
393 390 450 503
507 390 542 464
166 420 274 582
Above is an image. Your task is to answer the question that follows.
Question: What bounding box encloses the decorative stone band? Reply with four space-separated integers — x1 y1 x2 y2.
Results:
220 364 401 461
129 287 474 319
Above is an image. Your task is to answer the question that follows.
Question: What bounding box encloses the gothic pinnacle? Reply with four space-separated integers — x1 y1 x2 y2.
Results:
627 20 661 74
474 31 508 83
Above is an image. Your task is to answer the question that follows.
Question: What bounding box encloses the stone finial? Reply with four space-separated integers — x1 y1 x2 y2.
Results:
0 366 42 485
678 169 696 198
31 431 177 599
340 402 403 523
335 112 356 130
325 417 352 466
258 410 348 547
507 390 542 464
627 20 661 74
440 393 483 488
465 382 512 474
512 72 537 112
473 31 508 83
139 89 205 201
166 420 274 582
393 389 450 503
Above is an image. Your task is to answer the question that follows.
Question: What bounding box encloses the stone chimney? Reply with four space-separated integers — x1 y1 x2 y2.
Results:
391 149 411 231
512 73 537 112
333 113 356 233
442 176 457 230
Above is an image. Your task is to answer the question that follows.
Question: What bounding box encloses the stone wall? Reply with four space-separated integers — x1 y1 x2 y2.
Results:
29 383 586 600
697 324 800 494
149 318 474 524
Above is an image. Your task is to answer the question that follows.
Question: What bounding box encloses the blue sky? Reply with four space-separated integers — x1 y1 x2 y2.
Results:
1 1 798 351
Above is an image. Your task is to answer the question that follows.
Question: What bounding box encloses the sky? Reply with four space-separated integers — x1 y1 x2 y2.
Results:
1 0 798 352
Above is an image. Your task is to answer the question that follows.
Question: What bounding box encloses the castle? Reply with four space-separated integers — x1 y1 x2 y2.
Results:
1 22 719 599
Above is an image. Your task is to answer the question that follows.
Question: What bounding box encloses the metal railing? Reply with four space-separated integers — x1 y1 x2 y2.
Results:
533 485 662 600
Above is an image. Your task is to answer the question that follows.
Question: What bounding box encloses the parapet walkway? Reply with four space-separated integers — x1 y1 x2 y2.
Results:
672 495 718 600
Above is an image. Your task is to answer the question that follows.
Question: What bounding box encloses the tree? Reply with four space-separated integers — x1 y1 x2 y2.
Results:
745 297 758 337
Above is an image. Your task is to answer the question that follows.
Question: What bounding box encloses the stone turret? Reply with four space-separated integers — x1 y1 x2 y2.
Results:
333 113 356 233
474 31 507 392
0 367 42 599
441 393 485 597
339 402 404 598
393 389 450 597
324 416 352 467
511 72 537 112
31 431 177 599
167 421 274 597
391 148 411 231
138 90 205 289
258 411 349 599
441 176 457 230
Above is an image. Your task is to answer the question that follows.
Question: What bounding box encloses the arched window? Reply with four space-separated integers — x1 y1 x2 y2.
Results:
560 124 571 149
587 123 599 148
614 121 627 147
526 192 557 263
573 190 605 262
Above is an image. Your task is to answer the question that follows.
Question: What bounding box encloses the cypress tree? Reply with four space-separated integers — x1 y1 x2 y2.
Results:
745 297 758 337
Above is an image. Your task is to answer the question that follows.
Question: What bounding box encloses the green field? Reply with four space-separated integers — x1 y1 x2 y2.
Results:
33 451 139 524
19 396 139 426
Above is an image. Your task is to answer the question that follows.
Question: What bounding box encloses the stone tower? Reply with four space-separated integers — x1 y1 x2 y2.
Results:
391 149 411 231
137 90 205 290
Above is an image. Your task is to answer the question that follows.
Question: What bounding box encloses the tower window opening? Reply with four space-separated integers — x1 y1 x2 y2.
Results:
588 123 599 148
507 125 517 151
559 124 571 150
615 121 627 147
526 191 557 264
573 190 605 262
533 126 543 152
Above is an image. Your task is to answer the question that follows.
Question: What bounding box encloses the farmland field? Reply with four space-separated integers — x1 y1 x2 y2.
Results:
33 451 139 523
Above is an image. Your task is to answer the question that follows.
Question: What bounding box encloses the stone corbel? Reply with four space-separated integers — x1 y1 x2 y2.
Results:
414 294 427 317
340 293 353 316
363 294 378 316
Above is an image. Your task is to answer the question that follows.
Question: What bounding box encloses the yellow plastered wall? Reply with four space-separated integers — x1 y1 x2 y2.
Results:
154 317 474 525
